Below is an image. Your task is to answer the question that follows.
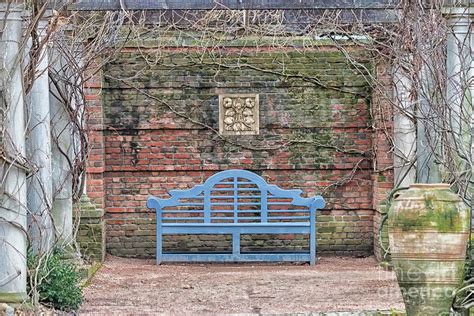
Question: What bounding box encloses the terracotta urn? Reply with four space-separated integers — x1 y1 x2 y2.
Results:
388 183 469 315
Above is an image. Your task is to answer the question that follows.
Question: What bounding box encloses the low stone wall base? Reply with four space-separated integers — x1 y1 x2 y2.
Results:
75 196 106 263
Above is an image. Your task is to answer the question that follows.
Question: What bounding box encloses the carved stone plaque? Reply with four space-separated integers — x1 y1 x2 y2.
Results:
219 94 259 135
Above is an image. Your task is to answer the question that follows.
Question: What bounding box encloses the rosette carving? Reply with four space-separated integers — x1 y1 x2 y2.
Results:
219 94 259 135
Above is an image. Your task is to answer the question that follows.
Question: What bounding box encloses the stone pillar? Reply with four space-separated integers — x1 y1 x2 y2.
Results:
50 53 74 249
443 6 473 274
445 7 472 148
393 65 416 188
416 65 441 183
26 18 54 255
0 5 28 303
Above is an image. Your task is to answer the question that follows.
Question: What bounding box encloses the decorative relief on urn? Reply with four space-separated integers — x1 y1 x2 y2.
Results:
218 94 259 135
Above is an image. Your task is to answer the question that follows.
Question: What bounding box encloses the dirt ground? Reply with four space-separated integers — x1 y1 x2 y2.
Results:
79 256 405 315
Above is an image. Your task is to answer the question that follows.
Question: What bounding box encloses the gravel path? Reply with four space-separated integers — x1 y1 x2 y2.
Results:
80 256 404 315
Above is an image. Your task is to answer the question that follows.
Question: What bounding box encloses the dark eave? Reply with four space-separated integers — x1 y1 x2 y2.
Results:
71 0 401 10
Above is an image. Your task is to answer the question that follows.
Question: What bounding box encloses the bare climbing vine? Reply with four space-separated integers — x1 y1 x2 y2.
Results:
0 0 126 307
0 0 472 311
103 3 471 202
90 3 474 309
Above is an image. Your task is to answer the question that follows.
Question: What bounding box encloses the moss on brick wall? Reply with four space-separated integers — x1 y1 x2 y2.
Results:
101 45 375 258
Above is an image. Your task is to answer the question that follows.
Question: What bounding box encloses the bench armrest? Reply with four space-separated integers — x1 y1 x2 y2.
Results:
311 196 325 210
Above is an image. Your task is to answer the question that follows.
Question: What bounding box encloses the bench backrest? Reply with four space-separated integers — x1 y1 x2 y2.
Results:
147 169 325 224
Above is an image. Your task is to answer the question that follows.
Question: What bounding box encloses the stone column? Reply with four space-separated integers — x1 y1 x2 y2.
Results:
443 6 473 272
444 7 472 149
416 65 441 183
0 5 28 303
393 65 416 188
26 18 54 255
50 52 74 249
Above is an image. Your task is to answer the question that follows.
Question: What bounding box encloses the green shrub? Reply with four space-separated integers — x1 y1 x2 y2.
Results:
28 249 83 312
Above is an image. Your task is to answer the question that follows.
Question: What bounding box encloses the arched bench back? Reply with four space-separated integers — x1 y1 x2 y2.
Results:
147 169 325 224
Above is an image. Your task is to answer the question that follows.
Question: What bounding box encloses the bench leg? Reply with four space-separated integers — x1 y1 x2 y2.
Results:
157 230 163 265
232 232 240 261
310 239 316 265
310 223 316 266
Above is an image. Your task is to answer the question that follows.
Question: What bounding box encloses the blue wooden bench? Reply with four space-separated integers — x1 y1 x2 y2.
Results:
146 169 325 265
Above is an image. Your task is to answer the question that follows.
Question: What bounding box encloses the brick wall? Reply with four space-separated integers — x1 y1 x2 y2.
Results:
85 60 106 210
86 43 393 258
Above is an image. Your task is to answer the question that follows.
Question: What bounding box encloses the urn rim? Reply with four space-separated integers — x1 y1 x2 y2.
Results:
409 183 450 190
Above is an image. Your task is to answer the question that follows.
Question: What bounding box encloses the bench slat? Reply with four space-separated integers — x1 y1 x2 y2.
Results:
163 218 205 221
162 210 204 214
207 202 262 206
210 216 309 221
194 216 312 221
267 202 297 205
268 210 310 213
162 224 310 234
160 253 312 263
211 188 260 191
215 181 259 185
210 195 262 199
162 222 311 227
